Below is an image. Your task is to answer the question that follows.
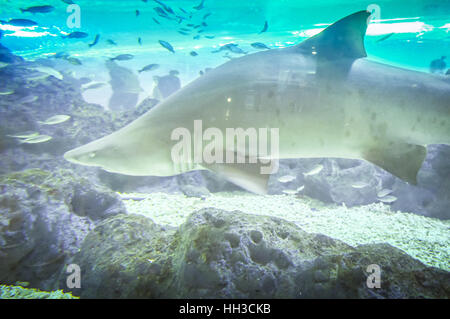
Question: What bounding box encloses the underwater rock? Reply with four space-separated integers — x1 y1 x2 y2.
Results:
0 43 24 64
68 208 449 298
105 60 142 111
0 169 126 291
152 72 181 100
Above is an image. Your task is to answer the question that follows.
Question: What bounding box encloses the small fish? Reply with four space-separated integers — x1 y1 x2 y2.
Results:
107 39 117 45
82 82 106 91
14 281 30 287
378 195 397 203
154 0 174 14
259 21 268 34
303 164 324 176
29 66 63 80
351 181 369 189
53 51 70 59
39 115 71 125
201 22 208 27
204 35 215 39
63 31 89 39
62 0 75 4
20 135 53 144
179 7 188 14
110 54 134 61
6 19 38 27
178 31 189 36
20 5 55 14
89 34 100 48
138 37 142 45
377 189 393 198
376 32 395 43
7 131 40 139
190 51 198 57
251 42 270 50
0 89 14 95
282 189 298 195
153 18 160 25
203 13 211 20
159 40 175 53
0 62 9 68
193 35 200 40
154 7 168 17
65 57 82 65
212 43 246 54
138 64 160 73
18 95 39 104
277 175 296 183
282 185 305 195
136 10 140 17
193 0 205 10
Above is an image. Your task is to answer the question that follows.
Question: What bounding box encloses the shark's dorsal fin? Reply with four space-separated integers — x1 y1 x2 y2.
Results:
297 10 370 61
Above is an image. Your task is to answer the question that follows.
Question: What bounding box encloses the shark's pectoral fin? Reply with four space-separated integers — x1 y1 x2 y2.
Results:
363 142 427 185
203 160 275 195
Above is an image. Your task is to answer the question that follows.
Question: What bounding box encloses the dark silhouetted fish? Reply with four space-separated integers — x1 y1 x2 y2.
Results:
53 51 70 59
107 39 117 45
65 57 82 65
251 42 270 50
204 35 215 39
139 63 160 73
138 37 142 45
212 43 246 54
6 19 38 27
193 35 200 40
62 0 75 4
110 54 134 61
190 51 198 56
430 56 446 74
178 31 189 36
153 18 160 24
136 10 140 17
20 5 54 14
376 32 395 43
193 0 205 10
63 31 88 39
154 0 174 14
203 13 211 19
179 8 187 14
159 40 175 53
259 21 268 34
89 34 100 47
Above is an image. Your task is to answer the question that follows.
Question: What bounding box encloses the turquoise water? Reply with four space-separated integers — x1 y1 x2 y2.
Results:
1 0 449 74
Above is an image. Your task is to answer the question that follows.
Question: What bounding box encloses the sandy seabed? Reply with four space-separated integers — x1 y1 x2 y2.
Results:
121 192 450 271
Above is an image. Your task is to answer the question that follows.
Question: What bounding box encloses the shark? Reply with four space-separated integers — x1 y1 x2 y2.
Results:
64 11 450 194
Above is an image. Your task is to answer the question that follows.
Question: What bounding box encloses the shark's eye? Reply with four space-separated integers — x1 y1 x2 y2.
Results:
89 152 96 158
